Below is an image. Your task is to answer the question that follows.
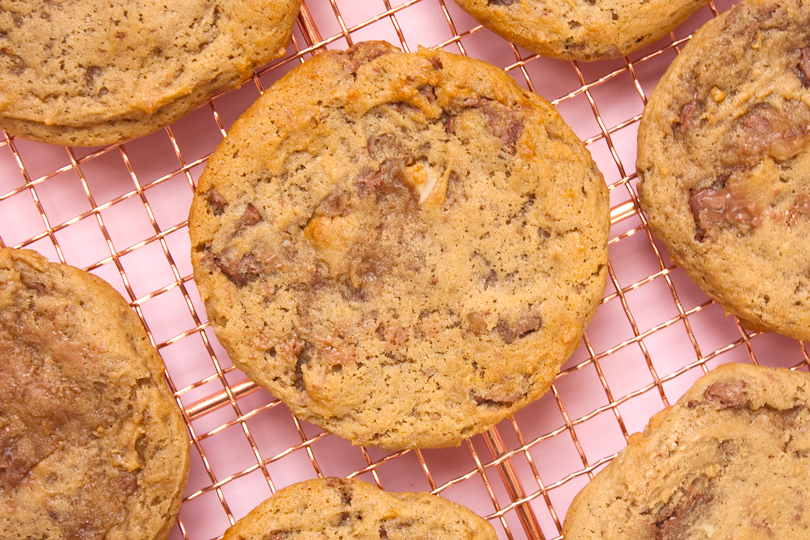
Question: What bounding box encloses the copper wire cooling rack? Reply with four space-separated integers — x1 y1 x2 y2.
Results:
1 1 809 539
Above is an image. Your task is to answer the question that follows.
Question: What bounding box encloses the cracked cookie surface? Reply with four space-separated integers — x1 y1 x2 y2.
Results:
0 248 189 540
0 0 301 146
222 477 497 540
563 363 810 540
453 0 709 61
189 41 609 450
637 0 810 340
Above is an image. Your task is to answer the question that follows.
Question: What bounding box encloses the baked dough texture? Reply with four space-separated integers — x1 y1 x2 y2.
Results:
453 0 709 61
0 0 302 146
564 362 810 539
222 477 498 540
0 248 190 540
637 0 810 340
189 41 609 450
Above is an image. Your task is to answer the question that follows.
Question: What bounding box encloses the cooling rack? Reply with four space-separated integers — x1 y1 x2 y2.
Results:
1 1 808 539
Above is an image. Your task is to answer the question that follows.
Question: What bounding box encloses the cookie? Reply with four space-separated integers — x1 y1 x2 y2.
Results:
222 477 498 540
636 0 810 340
0 248 190 540
563 363 810 539
453 0 709 61
188 41 609 450
0 0 302 146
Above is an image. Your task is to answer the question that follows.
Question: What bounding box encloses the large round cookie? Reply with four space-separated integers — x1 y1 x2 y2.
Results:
0 248 190 540
563 363 810 539
453 0 709 61
223 477 498 540
0 0 301 147
189 41 609 450
637 0 810 340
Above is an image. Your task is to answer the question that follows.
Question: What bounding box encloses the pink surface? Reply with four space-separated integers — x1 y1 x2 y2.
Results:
1 1 807 539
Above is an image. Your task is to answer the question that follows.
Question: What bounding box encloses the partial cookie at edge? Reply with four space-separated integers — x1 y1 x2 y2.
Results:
563 363 810 539
453 0 709 61
637 0 810 340
222 477 498 540
0 0 302 146
0 247 190 540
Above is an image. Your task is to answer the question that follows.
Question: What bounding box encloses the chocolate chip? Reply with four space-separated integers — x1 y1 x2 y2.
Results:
496 311 543 344
464 98 524 154
204 187 228 215
119 472 138 496
367 133 403 162
217 252 261 286
703 379 749 409
293 341 314 392
343 41 395 73
674 97 704 135
654 478 713 540
688 174 761 241
84 66 102 86
235 203 262 229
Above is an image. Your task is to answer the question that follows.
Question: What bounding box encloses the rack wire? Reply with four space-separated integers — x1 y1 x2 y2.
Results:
1 1 808 539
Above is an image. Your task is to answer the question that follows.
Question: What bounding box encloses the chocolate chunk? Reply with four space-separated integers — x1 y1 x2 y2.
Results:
84 66 102 86
217 252 261 286
293 341 314 392
443 113 457 135
703 379 749 409
688 176 761 241
419 84 437 102
798 47 810 87
356 159 418 205
235 203 263 229
487 0 517 5
367 133 403 162
204 186 228 215
674 97 704 135
120 471 139 496
314 189 351 219
343 41 396 73
495 311 542 344
325 477 353 506
464 98 524 154
723 102 810 166
654 478 713 540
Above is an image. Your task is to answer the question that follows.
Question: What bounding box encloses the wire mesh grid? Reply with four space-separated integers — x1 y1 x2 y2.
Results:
1 0 809 539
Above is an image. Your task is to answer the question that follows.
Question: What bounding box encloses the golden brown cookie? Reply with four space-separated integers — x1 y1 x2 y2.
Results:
0 248 190 540
0 0 301 146
563 363 810 539
453 0 709 61
222 477 498 540
189 41 609 450
637 0 810 340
